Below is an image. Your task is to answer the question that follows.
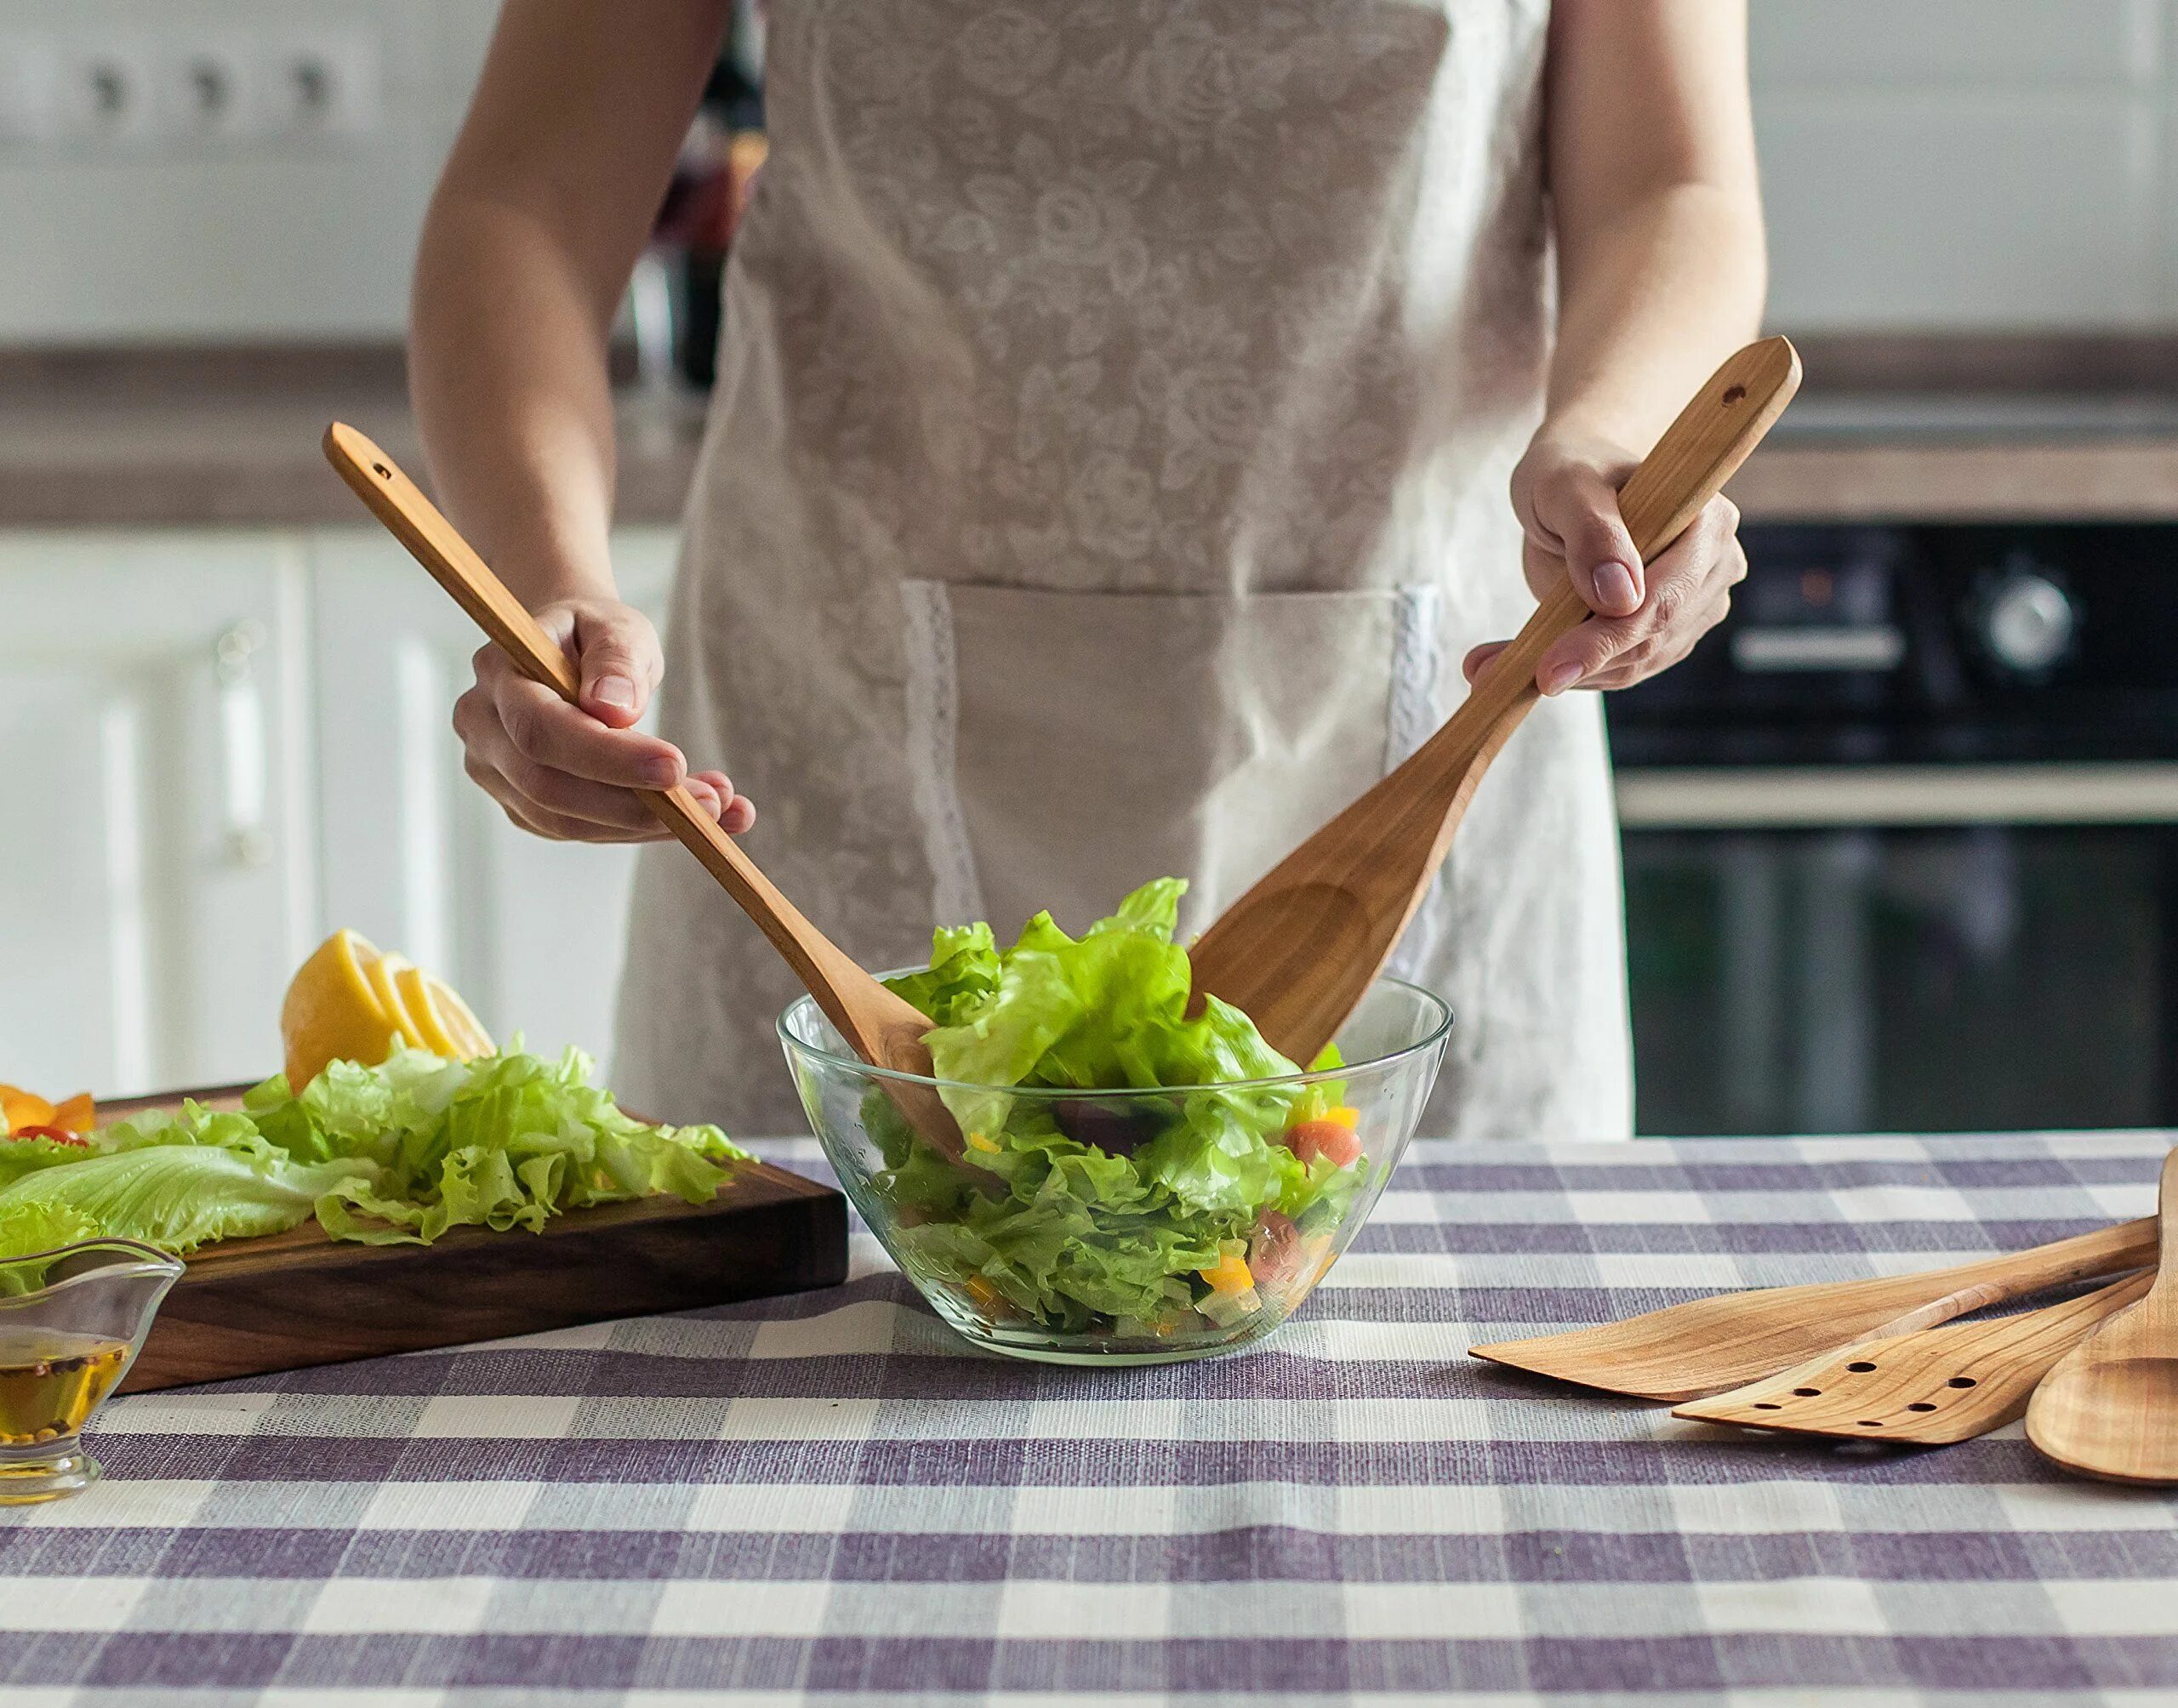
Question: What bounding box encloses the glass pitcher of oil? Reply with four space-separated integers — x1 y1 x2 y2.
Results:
0 1239 183 1505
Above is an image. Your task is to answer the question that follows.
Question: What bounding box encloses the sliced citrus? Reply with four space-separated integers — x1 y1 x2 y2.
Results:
397 965 495 1061
280 929 401 1090
426 976 494 1057
362 953 430 1051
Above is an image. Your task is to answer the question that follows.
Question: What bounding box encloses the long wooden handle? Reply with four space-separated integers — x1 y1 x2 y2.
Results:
1440 336 1803 764
1866 1215 2161 1341
321 423 864 1003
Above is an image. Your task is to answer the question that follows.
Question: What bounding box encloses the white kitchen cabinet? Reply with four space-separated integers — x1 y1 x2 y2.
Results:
0 532 314 1095
307 527 681 1068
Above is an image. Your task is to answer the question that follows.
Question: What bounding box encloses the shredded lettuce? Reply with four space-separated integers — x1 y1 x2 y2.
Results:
874 879 1365 1336
0 1046 745 1261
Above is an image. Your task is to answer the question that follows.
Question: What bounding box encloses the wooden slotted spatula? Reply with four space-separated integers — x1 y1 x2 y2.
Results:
1673 1270 2154 1445
322 424 963 1160
1469 1214 2158 1403
2027 1148 2178 1483
1189 337 1800 1065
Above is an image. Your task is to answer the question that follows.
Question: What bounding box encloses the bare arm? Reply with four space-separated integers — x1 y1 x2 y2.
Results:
1469 0 1767 694
412 0 752 840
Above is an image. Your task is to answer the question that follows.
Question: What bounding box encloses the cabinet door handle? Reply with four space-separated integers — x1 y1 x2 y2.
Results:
214 619 272 868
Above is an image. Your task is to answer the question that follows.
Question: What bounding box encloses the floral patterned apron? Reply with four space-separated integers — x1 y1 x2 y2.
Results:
614 0 1634 1140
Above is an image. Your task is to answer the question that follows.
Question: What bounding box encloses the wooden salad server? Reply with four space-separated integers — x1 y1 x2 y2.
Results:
1469 1214 2158 1403
322 424 963 1159
1189 336 1801 1064
2027 1148 2178 1483
1674 1270 2155 1446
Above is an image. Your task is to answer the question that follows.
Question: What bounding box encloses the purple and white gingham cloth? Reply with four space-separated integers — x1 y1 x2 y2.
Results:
4 1131 2175 1705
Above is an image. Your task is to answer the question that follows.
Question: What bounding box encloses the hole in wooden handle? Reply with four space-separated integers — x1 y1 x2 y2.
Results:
372 463 391 479
1721 384 1748 406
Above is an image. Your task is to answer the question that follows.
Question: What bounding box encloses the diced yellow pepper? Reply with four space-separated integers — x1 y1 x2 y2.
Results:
965 1130 1001 1153
1198 1247 1254 1295
1323 1105 1360 1130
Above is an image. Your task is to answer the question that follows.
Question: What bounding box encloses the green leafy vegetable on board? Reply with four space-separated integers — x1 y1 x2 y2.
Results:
869 878 1369 1336
0 1046 745 1261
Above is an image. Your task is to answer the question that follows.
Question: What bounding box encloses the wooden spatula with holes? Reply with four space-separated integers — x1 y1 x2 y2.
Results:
2027 1147 2178 1483
1674 1270 2154 1445
322 424 963 1162
1469 1214 2158 1403
1188 337 1800 1066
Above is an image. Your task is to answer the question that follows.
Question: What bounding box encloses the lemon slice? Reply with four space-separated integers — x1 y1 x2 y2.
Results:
280 930 401 1090
363 953 431 1051
396 965 496 1061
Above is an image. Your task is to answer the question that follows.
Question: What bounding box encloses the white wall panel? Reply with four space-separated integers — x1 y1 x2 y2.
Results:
1751 0 2158 87
1759 93 2161 328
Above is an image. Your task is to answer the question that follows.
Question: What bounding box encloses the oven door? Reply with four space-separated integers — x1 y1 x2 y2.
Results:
1617 764 2178 1136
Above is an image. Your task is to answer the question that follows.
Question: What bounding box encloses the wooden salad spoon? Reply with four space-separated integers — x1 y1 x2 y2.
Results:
1674 1270 2154 1446
322 424 963 1159
1469 1214 2158 1403
2027 1147 2178 1483
1189 336 1802 1065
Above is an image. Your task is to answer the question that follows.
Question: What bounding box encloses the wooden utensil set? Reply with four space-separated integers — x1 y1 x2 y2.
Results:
1472 1149 2178 1483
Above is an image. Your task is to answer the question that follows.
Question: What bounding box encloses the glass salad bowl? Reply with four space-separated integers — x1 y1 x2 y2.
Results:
0 1238 183 1504
779 976 1450 1365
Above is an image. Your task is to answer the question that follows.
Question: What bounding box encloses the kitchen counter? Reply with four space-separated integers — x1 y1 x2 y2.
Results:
12 342 2178 529
5 1130 2172 1704
0 347 706 527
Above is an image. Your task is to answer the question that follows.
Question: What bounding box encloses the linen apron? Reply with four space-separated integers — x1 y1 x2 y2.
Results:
614 0 1634 1141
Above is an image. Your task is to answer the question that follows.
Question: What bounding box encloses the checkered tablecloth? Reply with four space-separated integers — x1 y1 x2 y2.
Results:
4 1131 2175 1706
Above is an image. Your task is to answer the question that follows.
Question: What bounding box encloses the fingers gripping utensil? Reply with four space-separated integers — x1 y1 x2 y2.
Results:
2028 1148 2178 1483
1188 337 1802 1065
1673 1270 2154 1446
323 424 964 1161
1469 1215 2158 1403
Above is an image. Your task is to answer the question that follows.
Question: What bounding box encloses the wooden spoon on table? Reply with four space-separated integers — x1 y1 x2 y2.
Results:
2027 1147 2178 1483
322 424 964 1162
1468 1213 2158 1403
1189 337 1802 1065
1674 1270 2154 1446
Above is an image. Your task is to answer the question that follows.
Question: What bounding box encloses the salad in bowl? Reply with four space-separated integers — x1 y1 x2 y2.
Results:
778 879 1449 1364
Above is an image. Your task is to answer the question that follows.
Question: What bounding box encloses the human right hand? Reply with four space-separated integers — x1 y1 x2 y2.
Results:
452 596 755 843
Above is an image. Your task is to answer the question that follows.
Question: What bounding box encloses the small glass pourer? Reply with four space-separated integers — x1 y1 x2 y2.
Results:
0 1239 183 1505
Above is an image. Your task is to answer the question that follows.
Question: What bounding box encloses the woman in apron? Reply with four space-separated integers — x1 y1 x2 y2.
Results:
412 1 1765 1139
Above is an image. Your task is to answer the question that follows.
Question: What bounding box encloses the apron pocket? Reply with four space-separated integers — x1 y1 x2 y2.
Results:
899 578 1445 942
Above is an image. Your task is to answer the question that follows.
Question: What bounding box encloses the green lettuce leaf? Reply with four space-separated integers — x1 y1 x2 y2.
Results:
0 1143 375 1255
0 1046 748 1261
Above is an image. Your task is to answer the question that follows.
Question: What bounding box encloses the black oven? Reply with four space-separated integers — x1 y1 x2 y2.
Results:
1607 524 2178 1136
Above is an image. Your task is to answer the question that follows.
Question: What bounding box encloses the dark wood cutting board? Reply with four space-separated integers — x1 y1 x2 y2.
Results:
89 1083 847 1392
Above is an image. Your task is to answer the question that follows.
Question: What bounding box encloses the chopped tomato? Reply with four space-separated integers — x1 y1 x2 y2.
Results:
7 1125 88 1147
1283 1118 1362 1170
1248 1210 1307 1293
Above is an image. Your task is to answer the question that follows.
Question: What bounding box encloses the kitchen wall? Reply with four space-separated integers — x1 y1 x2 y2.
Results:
0 0 497 341
0 0 2174 341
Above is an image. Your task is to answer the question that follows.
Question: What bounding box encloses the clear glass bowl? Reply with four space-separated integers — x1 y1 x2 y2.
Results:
778 976 1450 1365
0 1238 183 1504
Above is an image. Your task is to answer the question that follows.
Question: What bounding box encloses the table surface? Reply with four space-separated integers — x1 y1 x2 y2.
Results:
4 1130 2175 1706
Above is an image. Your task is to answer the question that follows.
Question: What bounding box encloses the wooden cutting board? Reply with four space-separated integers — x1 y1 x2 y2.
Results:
88 1083 847 1392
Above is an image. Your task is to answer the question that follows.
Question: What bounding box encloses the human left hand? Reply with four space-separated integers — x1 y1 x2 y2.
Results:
1462 432 1747 695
